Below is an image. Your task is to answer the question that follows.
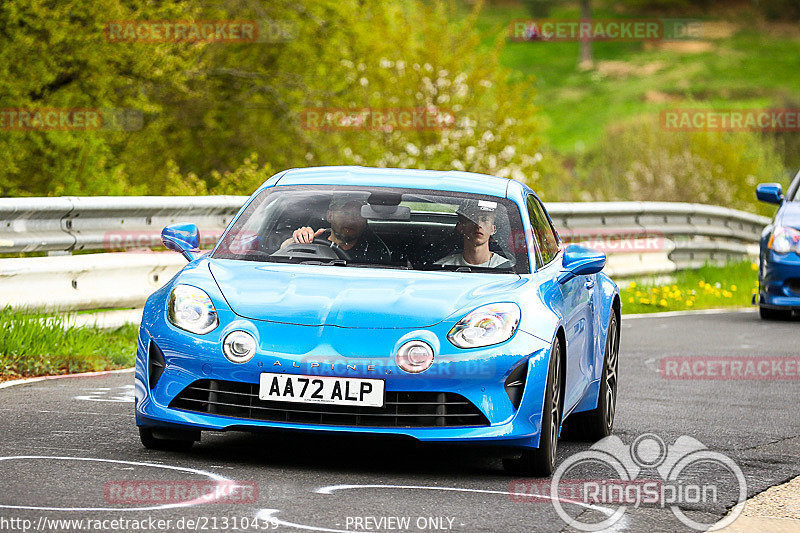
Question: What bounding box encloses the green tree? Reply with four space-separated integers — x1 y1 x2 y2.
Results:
1 0 548 197
576 116 787 214
0 0 201 196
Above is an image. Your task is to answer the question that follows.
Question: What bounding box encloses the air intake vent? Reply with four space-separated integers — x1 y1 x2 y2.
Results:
148 341 166 390
170 379 489 428
504 361 528 409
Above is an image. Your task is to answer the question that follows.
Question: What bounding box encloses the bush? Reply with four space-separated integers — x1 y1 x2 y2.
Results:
575 116 787 214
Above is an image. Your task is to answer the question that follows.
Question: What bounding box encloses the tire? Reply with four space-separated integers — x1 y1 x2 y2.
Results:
505 336 563 477
759 306 792 320
139 427 197 452
565 312 619 441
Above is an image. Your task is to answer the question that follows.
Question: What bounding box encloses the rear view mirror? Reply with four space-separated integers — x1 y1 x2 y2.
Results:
557 244 606 284
361 204 411 220
756 183 783 205
162 223 200 261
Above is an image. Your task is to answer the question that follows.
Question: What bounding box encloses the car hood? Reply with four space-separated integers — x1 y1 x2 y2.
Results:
209 259 525 328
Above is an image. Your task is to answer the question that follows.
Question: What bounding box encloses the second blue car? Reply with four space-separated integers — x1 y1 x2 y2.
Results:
756 170 800 320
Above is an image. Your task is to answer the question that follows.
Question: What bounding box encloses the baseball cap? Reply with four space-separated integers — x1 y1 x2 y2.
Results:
456 199 498 221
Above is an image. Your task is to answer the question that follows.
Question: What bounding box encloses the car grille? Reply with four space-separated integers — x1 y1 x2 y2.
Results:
169 379 489 428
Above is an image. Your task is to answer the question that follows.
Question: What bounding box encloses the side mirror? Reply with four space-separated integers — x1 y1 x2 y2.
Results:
557 244 606 284
756 183 783 205
162 223 200 261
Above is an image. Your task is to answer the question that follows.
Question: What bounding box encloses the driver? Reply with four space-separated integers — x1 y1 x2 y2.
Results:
436 201 510 268
280 194 391 263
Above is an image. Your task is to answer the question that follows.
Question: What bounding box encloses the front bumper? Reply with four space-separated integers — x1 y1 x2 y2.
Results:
759 250 800 309
135 305 553 450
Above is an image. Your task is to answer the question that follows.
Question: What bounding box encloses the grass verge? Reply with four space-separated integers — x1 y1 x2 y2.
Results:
0 307 138 381
620 260 759 314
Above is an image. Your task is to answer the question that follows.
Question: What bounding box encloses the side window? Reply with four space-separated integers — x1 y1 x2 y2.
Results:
526 195 560 266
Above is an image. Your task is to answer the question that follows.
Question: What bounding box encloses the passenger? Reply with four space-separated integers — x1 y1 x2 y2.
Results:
436 202 510 268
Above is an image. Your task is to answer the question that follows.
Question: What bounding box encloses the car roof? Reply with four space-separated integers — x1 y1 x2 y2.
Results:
267 166 514 198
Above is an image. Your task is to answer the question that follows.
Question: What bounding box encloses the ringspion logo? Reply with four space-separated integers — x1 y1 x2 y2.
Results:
548 434 746 531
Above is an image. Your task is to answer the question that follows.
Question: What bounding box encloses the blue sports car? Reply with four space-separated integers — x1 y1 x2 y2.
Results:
756 170 800 320
135 166 620 475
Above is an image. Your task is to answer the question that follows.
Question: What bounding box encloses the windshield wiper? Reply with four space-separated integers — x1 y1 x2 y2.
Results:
346 262 411 270
417 263 516 274
265 256 347 266
299 259 347 266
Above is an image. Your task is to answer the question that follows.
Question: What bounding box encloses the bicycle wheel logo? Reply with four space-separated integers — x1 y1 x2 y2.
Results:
551 433 747 531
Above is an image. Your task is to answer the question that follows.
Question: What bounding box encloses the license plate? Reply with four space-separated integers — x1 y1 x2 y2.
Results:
258 373 385 407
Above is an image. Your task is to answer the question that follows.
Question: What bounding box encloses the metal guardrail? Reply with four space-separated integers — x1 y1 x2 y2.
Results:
0 196 247 253
0 196 771 311
546 201 769 271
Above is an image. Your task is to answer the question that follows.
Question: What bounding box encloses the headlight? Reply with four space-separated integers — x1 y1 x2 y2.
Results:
223 331 257 363
167 284 219 334
447 303 521 349
769 226 800 255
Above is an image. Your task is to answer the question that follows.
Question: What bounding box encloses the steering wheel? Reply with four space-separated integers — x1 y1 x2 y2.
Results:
312 237 352 261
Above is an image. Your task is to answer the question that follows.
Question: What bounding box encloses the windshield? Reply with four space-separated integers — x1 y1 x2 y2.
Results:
213 185 530 274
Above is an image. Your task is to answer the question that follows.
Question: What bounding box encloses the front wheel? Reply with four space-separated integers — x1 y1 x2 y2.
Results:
505 337 563 477
565 311 619 441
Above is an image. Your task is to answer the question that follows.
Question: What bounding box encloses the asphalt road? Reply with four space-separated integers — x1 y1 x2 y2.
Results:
1 310 798 533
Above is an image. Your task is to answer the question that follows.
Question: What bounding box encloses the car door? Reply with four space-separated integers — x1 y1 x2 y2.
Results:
526 195 593 413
